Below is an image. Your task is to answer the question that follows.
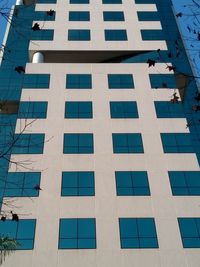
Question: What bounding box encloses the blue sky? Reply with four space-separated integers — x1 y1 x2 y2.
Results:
0 0 16 43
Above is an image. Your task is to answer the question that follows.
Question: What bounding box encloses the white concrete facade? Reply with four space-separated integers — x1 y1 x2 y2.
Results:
2 1 200 267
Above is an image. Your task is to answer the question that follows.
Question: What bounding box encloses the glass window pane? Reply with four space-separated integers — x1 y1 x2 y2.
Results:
119 218 158 248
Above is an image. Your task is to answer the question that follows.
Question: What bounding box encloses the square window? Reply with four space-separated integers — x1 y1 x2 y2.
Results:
11 134 45 154
37 0 56 2
69 11 90 21
103 11 124 21
23 74 50 89
31 29 54 41
18 102 48 119
70 0 89 3
115 171 150 196
105 30 127 41
161 133 194 153
108 74 134 89
119 218 158 248
154 101 185 118
34 11 56 21
135 0 154 2
102 0 122 3
0 219 36 250
141 30 165 40
59 218 96 249
168 171 200 196
112 133 144 153
149 74 176 89
110 101 138 118
66 74 92 89
178 218 200 248
65 102 92 118
61 172 95 196
63 133 94 154
1 172 41 197
68 30 90 41
137 11 159 21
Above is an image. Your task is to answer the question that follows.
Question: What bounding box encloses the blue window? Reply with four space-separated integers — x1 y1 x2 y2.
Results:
18 101 48 119
70 0 89 3
168 171 200 196
178 218 200 248
69 11 90 21
31 29 54 41
105 30 127 41
63 134 94 154
66 74 92 89
135 0 154 3
110 101 138 118
137 11 159 21
108 74 134 89
0 172 41 197
149 74 176 89
115 171 150 196
68 30 90 41
119 218 158 248
61 172 94 196
65 102 92 118
37 0 56 3
112 133 144 153
0 219 36 250
103 11 124 21
154 101 185 118
34 11 55 21
23 74 50 89
102 0 122 3
141 30 165 40
11 134 45 154
161 133 194 153
59 218 96 249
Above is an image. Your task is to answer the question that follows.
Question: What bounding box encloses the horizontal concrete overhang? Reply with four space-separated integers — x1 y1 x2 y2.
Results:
29 50 151 63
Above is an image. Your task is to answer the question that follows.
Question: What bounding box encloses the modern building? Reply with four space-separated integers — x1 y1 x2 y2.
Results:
0 0 200 266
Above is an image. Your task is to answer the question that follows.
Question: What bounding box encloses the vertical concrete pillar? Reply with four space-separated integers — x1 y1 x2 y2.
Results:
16 0 23 5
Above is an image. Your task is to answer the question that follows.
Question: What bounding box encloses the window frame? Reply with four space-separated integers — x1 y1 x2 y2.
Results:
108 74 134 89
161 133 194 153
149 74 176 89
119 218 159 249
61 171 95 196
105 29 127 41
103 11 124 21
18 101 48 119
168 171 200 196
102 0 122 3
70 0 89 3
0 219 36 250
154 101 185 118
11 134 45 154
178 218 200 248
23 74 50 89
65 101 93 119
115 171 150 196
0 172 41 198
112 133 144 153
63 133 94 154
69 11 90 21
110 101 138 118
68 29 91 41
66 74 92 89
59 218 96 249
